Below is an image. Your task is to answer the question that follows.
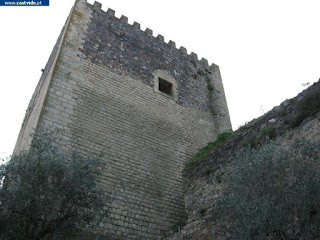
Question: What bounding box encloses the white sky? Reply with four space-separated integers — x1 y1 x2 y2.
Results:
0 0 319 159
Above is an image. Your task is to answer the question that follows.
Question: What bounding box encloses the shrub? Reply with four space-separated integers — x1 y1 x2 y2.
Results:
0 128 104 240
248 127 276 149
236 117 261 132
290 91 320 128
169 214 187 232
214 139 320 239
186 131 233 167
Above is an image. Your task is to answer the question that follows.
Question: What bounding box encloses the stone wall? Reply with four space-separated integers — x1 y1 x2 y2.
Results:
178 81 320 239
14 0 231 239
81 2 229 117
14 10 71 154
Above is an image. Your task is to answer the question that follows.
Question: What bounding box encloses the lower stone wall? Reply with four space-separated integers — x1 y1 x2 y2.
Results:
178 82 320 239
13 13 69 154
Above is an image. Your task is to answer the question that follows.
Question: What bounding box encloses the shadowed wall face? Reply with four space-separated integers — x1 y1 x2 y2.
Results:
82 5 218 112
14 0 231 239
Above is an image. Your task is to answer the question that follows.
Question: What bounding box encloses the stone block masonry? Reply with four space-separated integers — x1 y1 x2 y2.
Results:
179 81 320 239
14 0 232 239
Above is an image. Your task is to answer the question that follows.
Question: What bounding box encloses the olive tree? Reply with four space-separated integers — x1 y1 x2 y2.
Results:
214 139 320 239
0 128 104 240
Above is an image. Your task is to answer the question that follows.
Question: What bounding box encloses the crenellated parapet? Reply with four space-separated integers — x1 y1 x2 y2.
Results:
76 0 226 114
85 0 216 71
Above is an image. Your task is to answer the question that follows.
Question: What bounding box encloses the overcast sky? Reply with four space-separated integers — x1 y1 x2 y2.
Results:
0 0 319 158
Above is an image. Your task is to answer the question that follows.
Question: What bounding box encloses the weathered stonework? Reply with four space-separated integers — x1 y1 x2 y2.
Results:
176 81 320 240
14 0 232 239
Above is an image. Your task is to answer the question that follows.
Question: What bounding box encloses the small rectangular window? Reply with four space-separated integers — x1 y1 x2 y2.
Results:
159 78 173 96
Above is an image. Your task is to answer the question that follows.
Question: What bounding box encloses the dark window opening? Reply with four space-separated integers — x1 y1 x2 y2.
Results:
159 78 173 96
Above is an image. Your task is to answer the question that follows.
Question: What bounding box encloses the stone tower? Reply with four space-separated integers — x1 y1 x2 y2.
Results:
14 0 231 239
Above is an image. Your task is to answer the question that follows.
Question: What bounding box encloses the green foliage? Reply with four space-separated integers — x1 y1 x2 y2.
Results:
248 127 276 148
186 131 233 167
207 83 214 92
206 75 214 92
236 116 262 133
0 128 104 240
214 139 320 239
290 91 320 128
170 215 187 232
279 106 289 117
215 168 226 183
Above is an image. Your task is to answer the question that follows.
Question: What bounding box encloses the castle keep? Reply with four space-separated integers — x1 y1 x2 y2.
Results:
14 0 231 239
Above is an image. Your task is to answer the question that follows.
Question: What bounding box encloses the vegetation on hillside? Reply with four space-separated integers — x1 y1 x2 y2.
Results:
247 127 276 149
213 139 320 239
0 128 104 240
187 82 320 168
186 131 233 167
290 90 320 128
